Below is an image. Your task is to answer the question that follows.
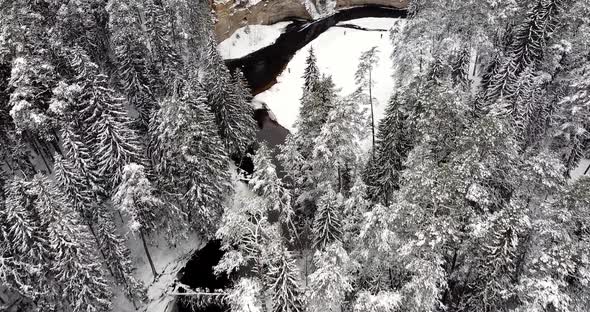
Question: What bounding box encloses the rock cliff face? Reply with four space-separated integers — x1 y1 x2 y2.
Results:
212 0 407 40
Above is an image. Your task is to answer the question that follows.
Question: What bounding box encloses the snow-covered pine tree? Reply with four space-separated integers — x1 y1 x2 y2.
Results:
216 178 280 284
312 188 343 250
267 247 305 312
342 177 371 248
294 50 333 158
51 76 146 305
7 57 57 142
53 153 97 223
355 46 380 152
450 47 471 89
144 0 182 96
51 0 110 66
1 175 116 311
190 1 256 157
227 278 265 312
30 174 113 312
307 242 354 312
112 163 186 278
228 68 257 156
552 64 590 176
94 205 147 302
107 0 156 129
2 1 59 149
250 143 294 229
296 75 335 159
81 72 144 190
311 94 364 192
0 177 52 306
482 0 567 106
465 205 529 311
303 47 320 91
149 81 232 236
364 94 414 204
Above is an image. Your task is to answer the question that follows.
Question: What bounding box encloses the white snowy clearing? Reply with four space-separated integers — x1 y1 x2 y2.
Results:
218 22 292 59
253 17 402 132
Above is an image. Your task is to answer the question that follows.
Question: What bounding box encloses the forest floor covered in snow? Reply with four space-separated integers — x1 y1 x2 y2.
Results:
113 230 202 312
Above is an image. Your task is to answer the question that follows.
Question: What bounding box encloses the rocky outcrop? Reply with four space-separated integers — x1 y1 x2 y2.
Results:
212 0 407 40
336 0 407 9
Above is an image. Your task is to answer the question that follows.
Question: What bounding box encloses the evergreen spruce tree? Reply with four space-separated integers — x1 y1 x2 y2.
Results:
552 65 590 175
94 205 147 302
30 175 113 312
295 50 332 157
312 188 343 250
295 74 336 157
342 177 371 247
303 47 320 91
267 247 305 312
192 1 256 157
311 94 364 192
149 81 232 236
107 0 156 128
81 72 143 189
113 163 186 278
364 94 414 204
216 178 280 282
145 0 182 95
250 144 294 227
53 153 97 223
0 177 52 304
8 57 57 140
451 47 471 89
482 0 567 105
307 242 354 312
355 46 380 152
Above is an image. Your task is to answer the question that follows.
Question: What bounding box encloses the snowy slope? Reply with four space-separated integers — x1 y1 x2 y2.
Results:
254 17 403 132
111 228 202 312
218 22 292 59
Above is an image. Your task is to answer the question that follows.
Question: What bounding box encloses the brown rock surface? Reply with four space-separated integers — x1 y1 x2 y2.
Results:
212 0 408 41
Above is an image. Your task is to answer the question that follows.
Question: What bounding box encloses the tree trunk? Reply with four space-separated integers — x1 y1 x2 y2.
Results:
87 222 116 278
369 68 375 157
140 229 158 279
338 167 342 193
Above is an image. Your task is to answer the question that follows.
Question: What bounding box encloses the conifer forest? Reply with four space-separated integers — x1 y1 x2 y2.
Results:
1 0 590 311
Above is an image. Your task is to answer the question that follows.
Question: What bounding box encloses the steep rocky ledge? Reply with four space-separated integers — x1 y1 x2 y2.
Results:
212 0 408 40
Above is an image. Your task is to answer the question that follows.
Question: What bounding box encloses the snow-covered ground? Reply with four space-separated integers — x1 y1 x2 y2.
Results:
253 17 403 132
571 158 590 181
113 228 202 312
218 22 291 59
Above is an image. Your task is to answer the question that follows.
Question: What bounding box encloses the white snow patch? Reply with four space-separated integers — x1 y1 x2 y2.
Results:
570 158 589 181
254 17 402 132
218 22 291 59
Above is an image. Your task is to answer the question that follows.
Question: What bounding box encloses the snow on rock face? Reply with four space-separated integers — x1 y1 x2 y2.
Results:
213 0 310 41
254 17 404 133
218 22 291 59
